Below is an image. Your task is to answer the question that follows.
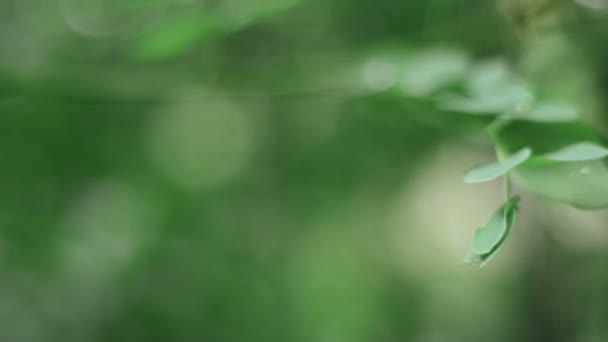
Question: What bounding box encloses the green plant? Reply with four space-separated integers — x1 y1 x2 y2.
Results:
395 50 608 266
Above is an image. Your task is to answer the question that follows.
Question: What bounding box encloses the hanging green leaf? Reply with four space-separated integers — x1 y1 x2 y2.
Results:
543 142 608 161
463 147 532 183
465 196 519 267
463 252 484 264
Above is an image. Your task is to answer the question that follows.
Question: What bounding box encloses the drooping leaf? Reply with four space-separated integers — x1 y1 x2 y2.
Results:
470 205 509 255
463 147 532 183
465 196 519 267
543 142 608 161
464 251 484 264
480 197 518 267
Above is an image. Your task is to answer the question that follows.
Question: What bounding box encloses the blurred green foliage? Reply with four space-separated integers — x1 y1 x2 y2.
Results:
1 0 608 341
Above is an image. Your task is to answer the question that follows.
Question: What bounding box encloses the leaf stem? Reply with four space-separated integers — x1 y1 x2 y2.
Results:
487 116 510 142
503 174 511 200
488 114 514 200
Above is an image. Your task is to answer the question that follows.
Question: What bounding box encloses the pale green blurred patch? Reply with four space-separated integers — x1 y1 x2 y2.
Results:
145 89 255 190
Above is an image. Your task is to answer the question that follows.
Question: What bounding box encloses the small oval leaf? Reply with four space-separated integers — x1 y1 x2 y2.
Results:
464 148 532 183
544 142 608 161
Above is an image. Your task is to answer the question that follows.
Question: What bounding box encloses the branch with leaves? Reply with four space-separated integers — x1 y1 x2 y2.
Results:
375 48 608 266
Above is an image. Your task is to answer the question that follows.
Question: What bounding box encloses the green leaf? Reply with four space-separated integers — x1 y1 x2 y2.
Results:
495 121 608 209
463 147 532 183
519 102 579 123
132 14 228 60
464 251 484 264
130 1 299 60
400 47 470 97
467 59 512 96
543 142 608 161
439 59 534 115
470 206 509 255
512 160 608 209
439 84 533 114
465 196 519 267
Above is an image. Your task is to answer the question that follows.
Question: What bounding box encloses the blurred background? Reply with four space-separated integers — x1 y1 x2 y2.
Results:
1 0 608 341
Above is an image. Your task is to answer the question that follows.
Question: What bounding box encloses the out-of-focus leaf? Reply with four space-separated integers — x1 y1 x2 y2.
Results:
357 92 495 136
400 47 470 97
519 101 579 122
131 0 299 60
465 196 519 267
125 0 173 9
60 0 170 37
543 142 608 161
131 14 227 60
467 59 512 95
438 83 533 114
463 148 531 183
438 59 533 114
